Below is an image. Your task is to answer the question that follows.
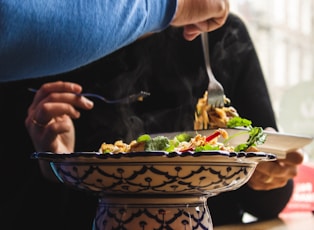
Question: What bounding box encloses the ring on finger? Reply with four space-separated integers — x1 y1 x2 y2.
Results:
32 118 51 128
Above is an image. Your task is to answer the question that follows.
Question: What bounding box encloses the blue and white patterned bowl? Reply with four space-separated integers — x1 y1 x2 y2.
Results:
32 151 276 230
33 151 275 196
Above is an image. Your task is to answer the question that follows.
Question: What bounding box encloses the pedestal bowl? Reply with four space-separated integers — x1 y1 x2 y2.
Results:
32 150 275 230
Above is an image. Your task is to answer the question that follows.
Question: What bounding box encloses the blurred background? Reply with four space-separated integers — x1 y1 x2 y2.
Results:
230 0 314 162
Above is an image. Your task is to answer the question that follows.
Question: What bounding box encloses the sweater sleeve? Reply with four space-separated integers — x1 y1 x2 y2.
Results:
0 0 177 81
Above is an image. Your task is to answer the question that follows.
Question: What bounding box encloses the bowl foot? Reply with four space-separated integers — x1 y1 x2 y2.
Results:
93 196 213 230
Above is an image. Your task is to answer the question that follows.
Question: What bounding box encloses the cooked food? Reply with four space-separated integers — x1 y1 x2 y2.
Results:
194 91 239 130
100 128 229 153
99 91 267 154
100 117 267 154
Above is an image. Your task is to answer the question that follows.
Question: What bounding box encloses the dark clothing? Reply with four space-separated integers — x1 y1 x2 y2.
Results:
0 14 292 229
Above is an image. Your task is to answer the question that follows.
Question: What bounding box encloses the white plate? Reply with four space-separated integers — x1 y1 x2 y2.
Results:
152 129 314 159
223 128 313 159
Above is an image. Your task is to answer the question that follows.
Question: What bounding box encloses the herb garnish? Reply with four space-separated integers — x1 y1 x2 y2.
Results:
225 117 267 152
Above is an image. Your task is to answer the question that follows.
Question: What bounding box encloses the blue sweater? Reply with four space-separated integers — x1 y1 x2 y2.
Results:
0 0 177 81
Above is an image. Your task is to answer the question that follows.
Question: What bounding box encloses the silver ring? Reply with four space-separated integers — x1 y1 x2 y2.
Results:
32 118 49 127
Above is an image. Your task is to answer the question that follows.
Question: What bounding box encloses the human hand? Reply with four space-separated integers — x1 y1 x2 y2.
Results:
25 81 94 153
171 0 229 41
247 128 304 190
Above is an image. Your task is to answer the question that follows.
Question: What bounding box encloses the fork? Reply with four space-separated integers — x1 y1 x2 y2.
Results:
28 88 151 104
201 32 225 108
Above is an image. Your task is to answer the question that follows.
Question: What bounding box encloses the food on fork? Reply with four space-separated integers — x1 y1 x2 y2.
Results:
194 90 239 130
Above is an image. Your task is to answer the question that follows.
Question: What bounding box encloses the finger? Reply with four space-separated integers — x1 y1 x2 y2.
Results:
30 91 94 122
280 151 304 165
182 26 201 41
26 92 93 132
29 81 82 108
33 102 84 125
192 17 227 32
248 167 291 190
39 92 94 110
254 161 279 176
248 174 288 190
31 117 54 128
182 14 228 41
254 161 298 178
28 102 82 129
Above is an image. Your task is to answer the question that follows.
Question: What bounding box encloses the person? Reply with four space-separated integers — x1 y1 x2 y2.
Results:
0 0 229 81
0 13 303 229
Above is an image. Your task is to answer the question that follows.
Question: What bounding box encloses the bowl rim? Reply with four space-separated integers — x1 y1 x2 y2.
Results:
31 150 276 164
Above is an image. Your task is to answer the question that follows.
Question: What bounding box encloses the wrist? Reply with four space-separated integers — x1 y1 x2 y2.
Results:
170 0 185 27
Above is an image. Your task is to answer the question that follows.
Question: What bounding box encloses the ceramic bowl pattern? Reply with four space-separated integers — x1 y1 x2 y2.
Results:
33 151 275 196
32 151 275 230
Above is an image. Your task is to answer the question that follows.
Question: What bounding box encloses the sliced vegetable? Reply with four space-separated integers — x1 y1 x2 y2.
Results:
195 145 220 152
100 117 266 154
175 133 192 142
205 131 221 142
137 134 151 143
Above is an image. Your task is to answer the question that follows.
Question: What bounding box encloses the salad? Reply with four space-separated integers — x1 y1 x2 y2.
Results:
99 117 267 154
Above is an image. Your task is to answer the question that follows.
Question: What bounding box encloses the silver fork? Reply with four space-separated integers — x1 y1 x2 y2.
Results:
201 32 225 108
28 88 150 104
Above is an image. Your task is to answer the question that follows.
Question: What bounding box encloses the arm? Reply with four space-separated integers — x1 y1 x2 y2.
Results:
0 0 229 81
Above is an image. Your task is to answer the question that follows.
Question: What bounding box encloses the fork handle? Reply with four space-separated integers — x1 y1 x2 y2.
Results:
201 33 214 76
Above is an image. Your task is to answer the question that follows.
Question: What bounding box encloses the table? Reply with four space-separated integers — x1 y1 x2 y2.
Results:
214 212 314 230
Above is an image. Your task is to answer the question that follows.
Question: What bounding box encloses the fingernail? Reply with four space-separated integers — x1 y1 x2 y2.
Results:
84 99 94 108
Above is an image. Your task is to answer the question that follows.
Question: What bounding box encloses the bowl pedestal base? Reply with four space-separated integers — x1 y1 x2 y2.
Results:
93 195 213 230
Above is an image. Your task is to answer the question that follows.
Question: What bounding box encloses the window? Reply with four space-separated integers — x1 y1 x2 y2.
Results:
231 0 314 161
